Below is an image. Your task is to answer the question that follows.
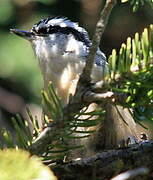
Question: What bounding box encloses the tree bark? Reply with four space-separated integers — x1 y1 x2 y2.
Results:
53 141 153 180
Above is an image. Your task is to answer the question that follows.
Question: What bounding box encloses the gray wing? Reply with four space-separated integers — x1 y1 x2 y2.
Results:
95 48 107 67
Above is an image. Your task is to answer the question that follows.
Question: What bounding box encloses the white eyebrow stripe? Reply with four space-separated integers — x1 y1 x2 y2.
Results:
47 18 78 29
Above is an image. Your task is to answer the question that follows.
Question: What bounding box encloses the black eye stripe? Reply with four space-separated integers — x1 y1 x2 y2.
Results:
32 25 90 47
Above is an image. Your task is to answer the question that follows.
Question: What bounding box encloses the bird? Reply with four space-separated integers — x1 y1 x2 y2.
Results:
10 17 107 106
10 17 141 159
10 17 108 159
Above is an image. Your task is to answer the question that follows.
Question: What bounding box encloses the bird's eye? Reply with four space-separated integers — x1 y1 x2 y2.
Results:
37 27 48 34
48 26 60 33
31 25 48 35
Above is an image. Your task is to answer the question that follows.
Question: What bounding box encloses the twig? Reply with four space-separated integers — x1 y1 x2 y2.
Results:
83 91 114 103
82 90 127 104
67 0 117 116
29 122 62 155
80 0 117 83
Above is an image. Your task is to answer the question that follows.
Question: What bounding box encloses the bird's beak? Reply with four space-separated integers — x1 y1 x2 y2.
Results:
10 29 35 41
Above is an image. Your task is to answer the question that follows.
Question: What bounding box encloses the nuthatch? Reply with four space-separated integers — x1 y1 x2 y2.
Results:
10 17 107 105
11 17 142 158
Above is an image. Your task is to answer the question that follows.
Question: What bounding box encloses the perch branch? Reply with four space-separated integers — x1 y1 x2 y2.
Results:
53 141 153 180
82 90 127 104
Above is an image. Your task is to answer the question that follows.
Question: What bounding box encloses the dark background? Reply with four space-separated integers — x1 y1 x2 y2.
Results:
0 0 152 129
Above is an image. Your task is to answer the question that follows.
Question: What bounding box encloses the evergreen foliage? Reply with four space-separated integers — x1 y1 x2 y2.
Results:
107 25 153 122
122 0 153 12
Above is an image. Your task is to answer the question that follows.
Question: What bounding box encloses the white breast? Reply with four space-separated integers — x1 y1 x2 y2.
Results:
32 34 105 105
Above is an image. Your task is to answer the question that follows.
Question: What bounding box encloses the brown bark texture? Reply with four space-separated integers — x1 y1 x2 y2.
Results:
53 141 153 180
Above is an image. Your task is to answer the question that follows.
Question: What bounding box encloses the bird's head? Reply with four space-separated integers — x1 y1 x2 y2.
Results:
10 17 91 59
